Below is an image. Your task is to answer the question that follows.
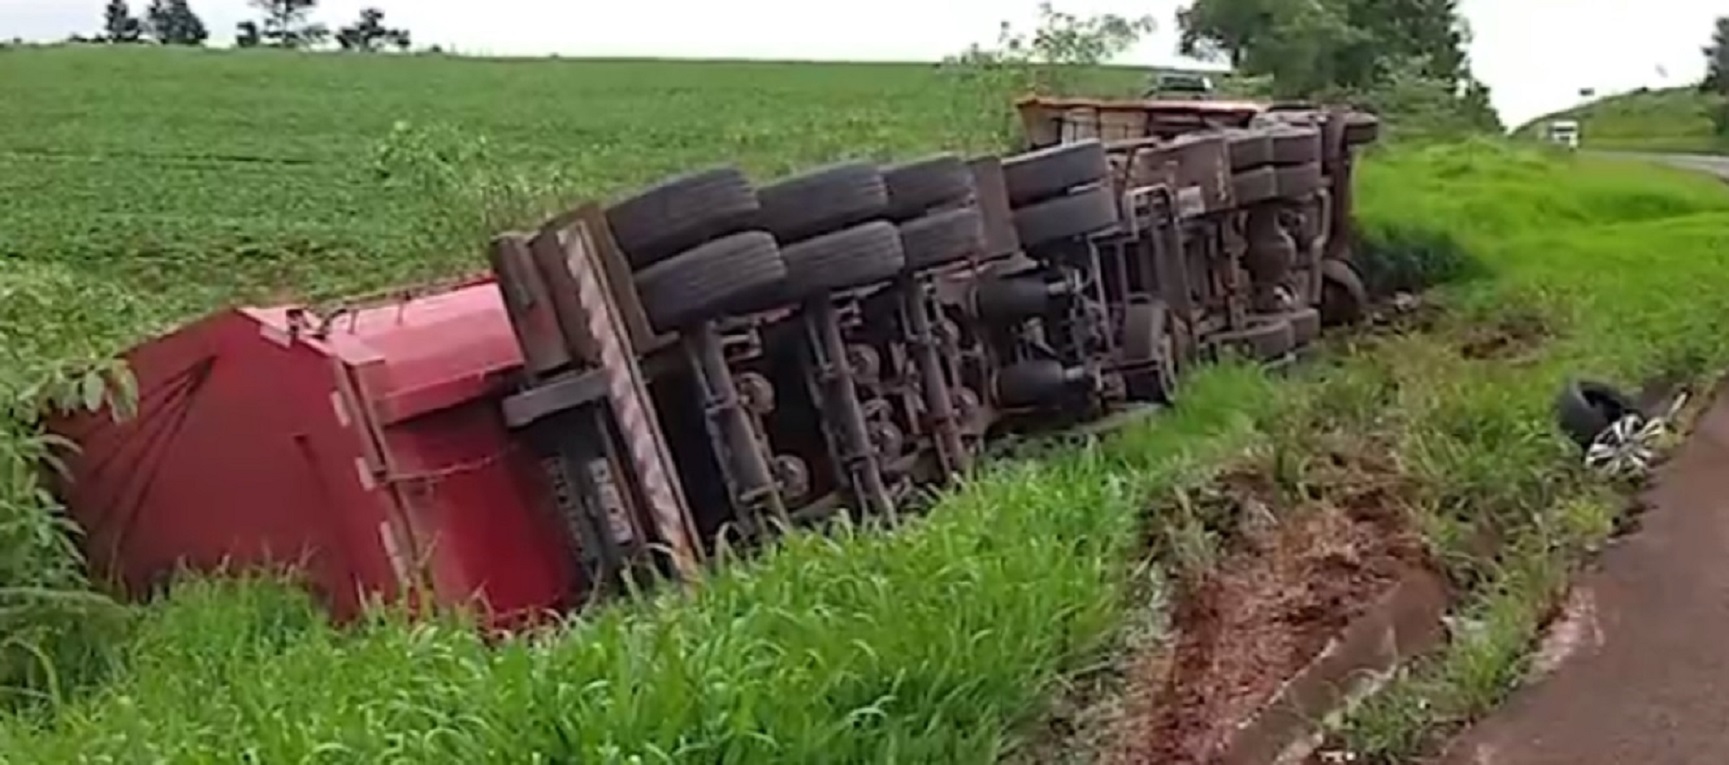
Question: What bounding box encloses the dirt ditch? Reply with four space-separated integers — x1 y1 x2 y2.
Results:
1456 309 1551 362
1015 440 1440 765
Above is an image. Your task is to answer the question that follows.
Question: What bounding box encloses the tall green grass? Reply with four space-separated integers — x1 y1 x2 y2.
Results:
0 367 1284 763
1321 142 1729 760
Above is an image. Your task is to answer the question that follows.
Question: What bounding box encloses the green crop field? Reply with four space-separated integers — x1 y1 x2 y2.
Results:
5 44 1729 763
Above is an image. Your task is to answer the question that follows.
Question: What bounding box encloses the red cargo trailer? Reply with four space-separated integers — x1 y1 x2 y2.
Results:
47 279 588 626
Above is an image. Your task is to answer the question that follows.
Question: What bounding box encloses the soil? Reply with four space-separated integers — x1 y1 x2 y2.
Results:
1104 443 1433 765
1456 310 1550 362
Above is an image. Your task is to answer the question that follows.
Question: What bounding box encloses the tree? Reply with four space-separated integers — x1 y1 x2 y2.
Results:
102 0 144 43
144 0 207 46
1704 17 1729 137
1176 0 1270 69
245 0 327 48
336 7 411 52
1704 17 1728 95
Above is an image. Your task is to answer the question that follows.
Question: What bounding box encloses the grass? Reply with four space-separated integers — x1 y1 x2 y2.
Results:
4 45 1729 763
1515 86 1728 154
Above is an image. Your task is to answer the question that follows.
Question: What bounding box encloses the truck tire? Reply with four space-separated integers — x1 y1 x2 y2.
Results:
1344 113 1381 146
1234 167 1279 206
1319 259 1368 327
1276 163 1324 199
1012 184 1120 250
997 359 1074 408
1270 126 1322 165
781 220 906 300
1225 130 1274 170
605 167 761 270
634 231 787 331
1003 139 1110 207
757 162 889 243
884 154 974 221
899 207 986 272
1121 298 1179 404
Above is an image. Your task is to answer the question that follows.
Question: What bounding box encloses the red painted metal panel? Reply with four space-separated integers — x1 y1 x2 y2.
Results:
48 280 585 628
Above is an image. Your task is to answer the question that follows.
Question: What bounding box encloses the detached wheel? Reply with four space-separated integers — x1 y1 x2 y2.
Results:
1012 184 1120 250
1555 379 1639 450
899 207 986 272
634 231 787 332
1121 298 1179 404
781 221 906 300
757 162 889 242
605 167 760 270
1003 140 1110 206
884 154 974 221
1319 259 1368 327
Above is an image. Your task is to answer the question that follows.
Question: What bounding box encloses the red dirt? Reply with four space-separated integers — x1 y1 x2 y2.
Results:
1457 310 1550 362
1107 446 1431 765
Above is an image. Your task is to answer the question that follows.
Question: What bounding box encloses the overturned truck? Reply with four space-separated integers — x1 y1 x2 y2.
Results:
48 96 1381 627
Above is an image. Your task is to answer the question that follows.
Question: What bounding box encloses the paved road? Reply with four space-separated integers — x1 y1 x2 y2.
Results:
1441 386 1729 765
1595 150 1729 180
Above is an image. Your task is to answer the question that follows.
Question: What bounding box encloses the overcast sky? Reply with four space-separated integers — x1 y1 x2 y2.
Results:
2 0 1720 128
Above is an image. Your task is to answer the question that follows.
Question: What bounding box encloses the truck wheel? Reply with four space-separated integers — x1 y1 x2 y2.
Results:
1121 298 1180 404
1225 130 1274 170
1319 259 1368 327
605 167 761 270
1212 317 1295 361
1003 139 1110 207
781 221 906 300
1012 184 1120 250
1233 167 1279 206
884 154 974 221
1276 163 1324 199
996 359 1074 408
634 231 787 332
1270 125 1322 165
899 207 985 272
757 162 889 243
1344 113 1381 146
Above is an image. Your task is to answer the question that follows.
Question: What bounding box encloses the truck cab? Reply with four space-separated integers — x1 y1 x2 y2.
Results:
1547 119 1581 150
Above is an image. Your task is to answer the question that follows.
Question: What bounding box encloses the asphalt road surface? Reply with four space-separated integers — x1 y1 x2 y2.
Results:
1597 150 1729 180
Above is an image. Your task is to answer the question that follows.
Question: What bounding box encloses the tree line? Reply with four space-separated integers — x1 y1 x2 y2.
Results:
1704 16 1729 136
92 0 413 52
1176 0 1499 134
